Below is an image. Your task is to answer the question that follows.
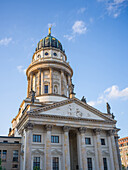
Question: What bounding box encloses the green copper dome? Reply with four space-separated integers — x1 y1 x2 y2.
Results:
36 31 65 53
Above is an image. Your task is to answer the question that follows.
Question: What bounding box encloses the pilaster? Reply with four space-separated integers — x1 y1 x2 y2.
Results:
37 69 41 95
61 70 64 95
30 72 33 90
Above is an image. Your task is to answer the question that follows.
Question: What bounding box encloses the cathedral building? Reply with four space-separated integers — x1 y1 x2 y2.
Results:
0 28 121 170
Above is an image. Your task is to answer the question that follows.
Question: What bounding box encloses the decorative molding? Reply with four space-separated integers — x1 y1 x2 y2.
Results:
78 127 87 134
45 124 52 131
102 150 109 156
32 149 44 155
87 150 95 156
51 148 62 155
107 129 116 136
93 128 101 135
63 126 70 132
24 122 33 131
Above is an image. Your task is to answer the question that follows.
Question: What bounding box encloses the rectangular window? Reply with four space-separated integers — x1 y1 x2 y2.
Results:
33 157 40 169
101 138 105 145
51 136 59 143
44 85 48 93
87 158 93 170
33 135 41 142
85 138 91 145
2 150 7 162
0 150 1 159
13 150 18 162
52 157 59 170
103 158 108 170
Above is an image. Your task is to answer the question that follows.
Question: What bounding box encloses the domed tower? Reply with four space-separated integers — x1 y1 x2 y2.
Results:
26 28 73 103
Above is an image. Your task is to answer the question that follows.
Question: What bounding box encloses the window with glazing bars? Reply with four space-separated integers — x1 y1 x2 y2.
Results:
33 157 40 169
33 135 41 142
52 157 59 170
13 150 18 162
87 158 93 170
85 137 91 144
51 136 59 143
44 85 48 93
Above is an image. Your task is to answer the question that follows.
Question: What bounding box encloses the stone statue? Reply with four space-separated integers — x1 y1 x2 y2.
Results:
106 102 111 114
29 88 36 103
112 113 115 119
69 79 75 94
81 96 86 103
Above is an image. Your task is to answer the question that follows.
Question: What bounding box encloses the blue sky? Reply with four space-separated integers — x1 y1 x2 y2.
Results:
0 0 128 138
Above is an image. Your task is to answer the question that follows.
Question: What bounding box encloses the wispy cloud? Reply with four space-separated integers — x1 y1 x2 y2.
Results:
48 22 56 28
17 65 26 75
88 85 128 106
98 0 128 18
77 8 86 14
64 20 87 41
0 37 12 46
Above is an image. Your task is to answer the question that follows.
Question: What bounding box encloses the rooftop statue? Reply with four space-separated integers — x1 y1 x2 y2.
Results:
29 88 36 103
81 96 86 103
106 102 111 114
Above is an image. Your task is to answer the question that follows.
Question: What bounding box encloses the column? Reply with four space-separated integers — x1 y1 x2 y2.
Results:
77 127 87 170
109 130 120 170
37 69 41 95
50 68 53 93
68 75 71 98
41 71 44 94
30 72 33 90
45 125 52 170
93 129 103 170
62 126 70 170
24 123 33 170
61 70 64 95
27 77 30 97
115 135 122 170
107 131 115 170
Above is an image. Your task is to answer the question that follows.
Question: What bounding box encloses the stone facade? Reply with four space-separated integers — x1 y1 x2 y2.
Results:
0 29 121 170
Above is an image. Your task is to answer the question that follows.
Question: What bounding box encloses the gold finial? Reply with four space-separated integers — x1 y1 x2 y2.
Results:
48 25 52 35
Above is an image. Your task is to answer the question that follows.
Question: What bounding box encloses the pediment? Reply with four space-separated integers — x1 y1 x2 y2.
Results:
51 148 62 155
32 149 44 155
33 98 114 122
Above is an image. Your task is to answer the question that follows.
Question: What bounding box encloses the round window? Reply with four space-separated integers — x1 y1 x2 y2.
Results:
45 52 49 56
53 52 57 56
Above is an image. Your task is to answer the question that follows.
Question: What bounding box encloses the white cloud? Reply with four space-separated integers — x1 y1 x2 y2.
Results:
64 20 87 41
17 65 26 75
98 0 128 18
88 85 128 106
72 21 87 34
77 8 86 14
0 37 12 46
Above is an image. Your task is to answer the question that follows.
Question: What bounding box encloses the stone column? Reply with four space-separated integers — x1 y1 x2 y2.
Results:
109 130 120 170
62 126 70 170
24 123 33 170
107 131 115 170
115 135 122 170
27 77 30 97
45 125 52 170
37 69 41 95
50 68 53 93
30 72 33 90
61 70 64 95
68 75 71 98
94 129 103 170
41 71 44 94
77 127 87 170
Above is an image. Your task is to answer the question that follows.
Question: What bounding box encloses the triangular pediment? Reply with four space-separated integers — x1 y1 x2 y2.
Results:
30 98 114 122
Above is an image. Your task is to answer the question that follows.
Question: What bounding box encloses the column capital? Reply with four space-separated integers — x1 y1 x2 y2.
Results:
78 127 87 134
108 129 116 136
24 122 33 131
62 126 70 132
93 128 101 135
45 124 52 131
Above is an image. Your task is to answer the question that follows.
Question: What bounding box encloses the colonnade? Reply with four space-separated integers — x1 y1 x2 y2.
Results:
24 123 120 170
27 68 71 97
